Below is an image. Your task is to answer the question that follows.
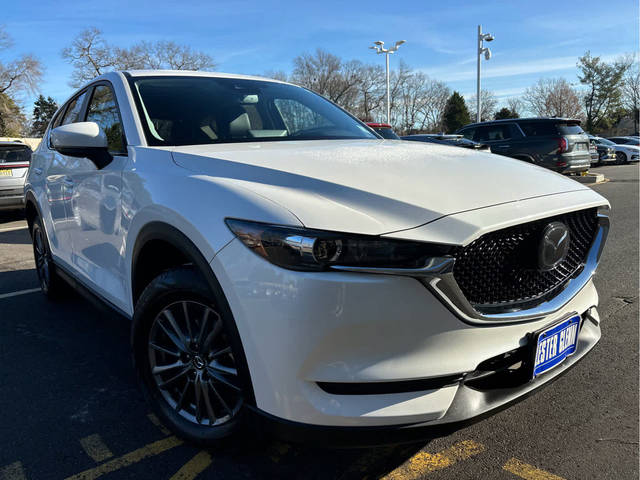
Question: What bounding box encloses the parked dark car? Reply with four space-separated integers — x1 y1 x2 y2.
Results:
366 122 400 139
401 134 489 151
588 135 617 166
606 136 640 146
456 118 591 174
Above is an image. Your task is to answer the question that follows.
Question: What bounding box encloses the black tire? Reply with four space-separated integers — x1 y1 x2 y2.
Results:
31 216 66 300
616 151 627 164
131 266 252 446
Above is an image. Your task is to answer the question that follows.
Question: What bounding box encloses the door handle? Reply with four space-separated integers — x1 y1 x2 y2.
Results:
33 167 43 175
494 145 511 148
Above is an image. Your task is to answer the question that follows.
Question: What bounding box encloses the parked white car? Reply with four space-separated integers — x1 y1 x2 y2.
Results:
592 136 639 164
25 71 610 445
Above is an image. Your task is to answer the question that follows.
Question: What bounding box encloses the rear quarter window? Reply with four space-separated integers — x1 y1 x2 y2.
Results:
519 121 584 136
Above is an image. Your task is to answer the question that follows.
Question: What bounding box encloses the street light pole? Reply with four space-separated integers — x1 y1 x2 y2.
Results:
476 25 494 123
386 53 390 123
369 40 406 124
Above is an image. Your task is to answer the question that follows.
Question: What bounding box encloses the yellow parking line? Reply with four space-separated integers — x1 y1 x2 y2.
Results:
381 440 485 480
503 458 567 480
0 461 26 480
79 434 114 462
64 436 183 480
147 413 171 436
168 451 212 480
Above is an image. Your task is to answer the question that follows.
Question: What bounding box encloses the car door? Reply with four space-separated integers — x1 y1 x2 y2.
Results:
38 90 90 268
65 83 129 309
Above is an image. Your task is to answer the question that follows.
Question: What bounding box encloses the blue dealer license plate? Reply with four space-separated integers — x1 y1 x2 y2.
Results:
532 315 580 378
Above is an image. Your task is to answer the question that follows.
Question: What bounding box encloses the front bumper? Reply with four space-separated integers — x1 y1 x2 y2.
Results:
212 238 602 431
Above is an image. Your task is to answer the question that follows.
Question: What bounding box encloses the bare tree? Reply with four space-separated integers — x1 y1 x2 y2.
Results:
352 63 385 121
262 70 289 82
62 28 216 87
621 57 640 132
506 97 525 117
468 89 498 122
419 79 450 132
523 78 583 118
291 49 361 107
0 26 43 97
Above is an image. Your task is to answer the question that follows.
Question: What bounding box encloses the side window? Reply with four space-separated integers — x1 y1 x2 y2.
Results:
518 122 556 137
477 124 511 142
86 85 125 153
60 91 89 125
460 128 475 140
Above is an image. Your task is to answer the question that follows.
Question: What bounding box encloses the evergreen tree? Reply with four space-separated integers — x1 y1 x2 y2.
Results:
443 91 471 133
31 95 58 136
494 107 519 120
0 93 26 136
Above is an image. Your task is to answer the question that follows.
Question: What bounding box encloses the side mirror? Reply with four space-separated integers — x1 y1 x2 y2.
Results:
50 122 112 169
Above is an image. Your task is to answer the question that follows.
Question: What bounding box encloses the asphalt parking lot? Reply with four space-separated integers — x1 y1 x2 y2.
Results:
0 164 637 480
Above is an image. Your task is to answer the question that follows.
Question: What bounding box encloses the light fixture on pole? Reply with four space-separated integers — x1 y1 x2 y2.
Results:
369 40 406 124
476 25 494 123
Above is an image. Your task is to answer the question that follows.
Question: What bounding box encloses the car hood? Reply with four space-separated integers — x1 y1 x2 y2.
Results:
170 139 590 235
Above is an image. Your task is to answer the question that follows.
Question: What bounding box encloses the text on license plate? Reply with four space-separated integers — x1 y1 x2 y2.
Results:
0 169 12 176
533 315 580 378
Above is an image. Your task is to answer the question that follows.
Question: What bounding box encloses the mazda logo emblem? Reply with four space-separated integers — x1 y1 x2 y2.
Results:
538 222 570 271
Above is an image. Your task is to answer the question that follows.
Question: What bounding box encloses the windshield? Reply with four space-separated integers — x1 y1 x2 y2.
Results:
129 76 376 146
595 137 616 146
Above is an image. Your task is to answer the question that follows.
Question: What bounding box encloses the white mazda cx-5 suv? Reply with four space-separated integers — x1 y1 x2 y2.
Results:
25 71 609 445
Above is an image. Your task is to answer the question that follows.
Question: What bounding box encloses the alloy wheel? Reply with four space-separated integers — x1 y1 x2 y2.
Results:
33 226 51 291
148 300 243 426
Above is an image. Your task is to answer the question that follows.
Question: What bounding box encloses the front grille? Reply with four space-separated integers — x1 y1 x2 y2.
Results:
452 208 598 313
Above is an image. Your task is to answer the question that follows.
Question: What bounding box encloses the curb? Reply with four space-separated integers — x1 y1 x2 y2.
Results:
572 173 607 184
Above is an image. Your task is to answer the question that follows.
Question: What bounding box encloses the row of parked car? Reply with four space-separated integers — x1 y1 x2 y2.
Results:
367 118 639 175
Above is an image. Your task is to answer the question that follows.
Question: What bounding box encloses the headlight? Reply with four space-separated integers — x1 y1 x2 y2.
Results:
225 219 452 271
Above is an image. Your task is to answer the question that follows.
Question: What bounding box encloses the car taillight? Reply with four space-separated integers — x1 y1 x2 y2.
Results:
557 137 569 153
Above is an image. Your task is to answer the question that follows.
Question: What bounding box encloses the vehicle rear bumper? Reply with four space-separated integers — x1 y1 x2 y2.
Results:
558 153 590 173
0 188 25 210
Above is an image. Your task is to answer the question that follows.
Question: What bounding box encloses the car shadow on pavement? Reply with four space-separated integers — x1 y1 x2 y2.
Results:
0 209 25 225
0 268 39 293
0 227 31 245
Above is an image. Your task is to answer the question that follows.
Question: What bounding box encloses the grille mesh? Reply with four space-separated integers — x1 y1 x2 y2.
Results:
452 208 598 312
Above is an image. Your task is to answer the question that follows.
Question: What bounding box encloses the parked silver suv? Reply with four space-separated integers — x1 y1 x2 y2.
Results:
0 141 32 210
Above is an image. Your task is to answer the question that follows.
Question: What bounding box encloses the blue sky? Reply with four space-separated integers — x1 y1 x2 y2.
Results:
2 0 639 111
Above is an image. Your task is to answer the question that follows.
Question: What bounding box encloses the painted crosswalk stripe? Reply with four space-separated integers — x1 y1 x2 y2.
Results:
64 436 183 480
79 434 114 463
381 440 485 479
0 461 26 480
147 413 171 435
503 458 567 480
168 451 212 480
0 288 40 300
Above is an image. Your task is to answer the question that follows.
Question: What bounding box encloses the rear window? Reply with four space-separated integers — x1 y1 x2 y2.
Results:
0 145 31 163
519 121 584 136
